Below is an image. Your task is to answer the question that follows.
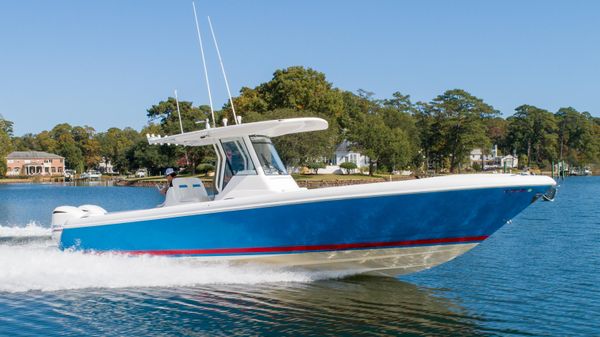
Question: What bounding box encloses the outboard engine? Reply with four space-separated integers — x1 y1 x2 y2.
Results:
51 205 107 242
78 204 108 216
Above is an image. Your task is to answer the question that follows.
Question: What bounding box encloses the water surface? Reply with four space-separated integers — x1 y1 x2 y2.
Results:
0 178 599 336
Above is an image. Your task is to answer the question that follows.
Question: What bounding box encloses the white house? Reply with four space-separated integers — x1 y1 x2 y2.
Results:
97 157 115 174
470 145 518 170
500 155 518 169
334 140 369 168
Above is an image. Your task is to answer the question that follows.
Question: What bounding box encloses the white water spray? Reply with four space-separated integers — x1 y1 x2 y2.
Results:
0 223 352 293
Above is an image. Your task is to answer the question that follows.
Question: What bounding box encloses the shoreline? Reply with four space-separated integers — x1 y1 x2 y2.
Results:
3 171 596 189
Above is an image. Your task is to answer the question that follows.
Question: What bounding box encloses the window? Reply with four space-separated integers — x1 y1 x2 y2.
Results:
250 136 287 175
220 138 257 187
52 167 56 173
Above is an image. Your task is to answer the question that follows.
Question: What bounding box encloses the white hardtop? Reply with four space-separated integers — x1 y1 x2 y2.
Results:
146 117 329 201
146 117 328 146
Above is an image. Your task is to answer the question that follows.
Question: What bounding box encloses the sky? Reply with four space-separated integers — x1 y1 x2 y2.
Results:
1 0 599 135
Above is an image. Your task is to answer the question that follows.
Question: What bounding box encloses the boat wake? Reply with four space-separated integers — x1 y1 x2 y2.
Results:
0 222 51 238
0 223 352 293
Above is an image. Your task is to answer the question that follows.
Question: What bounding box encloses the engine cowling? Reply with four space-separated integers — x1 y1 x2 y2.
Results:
51 205 107 242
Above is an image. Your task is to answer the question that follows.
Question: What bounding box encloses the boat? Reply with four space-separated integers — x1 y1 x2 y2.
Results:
80 170 102 180
50 117 557 277
64 169 76 181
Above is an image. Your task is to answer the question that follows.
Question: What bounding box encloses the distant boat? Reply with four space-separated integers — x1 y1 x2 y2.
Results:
569 167 593 176
50 118 557 277
64 169 76 181
80 170 102 180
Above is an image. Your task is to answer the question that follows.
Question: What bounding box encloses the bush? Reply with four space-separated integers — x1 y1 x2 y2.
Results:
307 162 326 174
472 162 482 172
339 162 357 174
196 163 215 174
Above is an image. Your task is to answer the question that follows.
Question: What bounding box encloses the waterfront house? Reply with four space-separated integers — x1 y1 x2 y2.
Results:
5 151 65 177
470 145 518 170
295 140 370 175
334 140 369 169
97 157 115 174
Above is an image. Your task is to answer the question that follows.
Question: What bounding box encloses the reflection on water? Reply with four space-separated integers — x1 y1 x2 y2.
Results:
0 278 486 336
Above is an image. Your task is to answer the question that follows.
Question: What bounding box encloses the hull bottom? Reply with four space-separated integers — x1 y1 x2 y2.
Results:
181 243 479 277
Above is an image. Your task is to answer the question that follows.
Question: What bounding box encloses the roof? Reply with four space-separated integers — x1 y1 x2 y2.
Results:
7 151 64 159
147 117 328 147
336 140 357 153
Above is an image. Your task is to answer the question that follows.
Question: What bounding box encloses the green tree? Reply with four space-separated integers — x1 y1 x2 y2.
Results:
97 127 139 173
307 161 326 174
507 105 558 168
347 113 386 175
484 117 509 151
146 97 214 173
50 124 84 172
126 124 175 176
0 115 13 136
383 92 416 114
414 101 436 171
12 133 37 151
555 107 598 165
380 93 421 168
339 161 357 174
342 91 419 175
72 126 101 170
35 131 58 153
424 89 498 172
233 66 345 120
338 90 374 130
0 115 13 176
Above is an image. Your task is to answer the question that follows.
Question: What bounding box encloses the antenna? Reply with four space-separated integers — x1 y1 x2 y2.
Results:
174 89 184 134
207 16 238 125
174 90 190 166
192 2 216 128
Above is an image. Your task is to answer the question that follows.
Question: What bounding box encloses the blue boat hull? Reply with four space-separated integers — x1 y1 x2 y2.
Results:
60 185 549 260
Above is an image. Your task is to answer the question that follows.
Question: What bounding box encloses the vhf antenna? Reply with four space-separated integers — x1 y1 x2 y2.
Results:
207 16 239 125
192 2 216 127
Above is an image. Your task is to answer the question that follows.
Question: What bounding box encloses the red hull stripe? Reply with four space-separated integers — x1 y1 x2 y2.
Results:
125 235 488 256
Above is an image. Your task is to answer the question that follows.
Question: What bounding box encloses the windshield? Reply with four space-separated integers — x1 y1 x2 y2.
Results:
250 136 288 175
220 138 257 188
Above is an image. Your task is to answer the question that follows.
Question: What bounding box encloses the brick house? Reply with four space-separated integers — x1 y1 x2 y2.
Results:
5 151 65 177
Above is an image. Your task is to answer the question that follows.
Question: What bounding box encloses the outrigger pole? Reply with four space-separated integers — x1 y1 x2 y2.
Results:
207 16 239 125
174 89 190 166
174 89 184 134
192 2 216 128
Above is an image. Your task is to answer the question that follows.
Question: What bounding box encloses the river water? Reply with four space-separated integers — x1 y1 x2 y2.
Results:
0 178 599 336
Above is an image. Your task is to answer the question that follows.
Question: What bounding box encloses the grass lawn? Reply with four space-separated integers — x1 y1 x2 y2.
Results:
119 174 212 183
0 178 33 184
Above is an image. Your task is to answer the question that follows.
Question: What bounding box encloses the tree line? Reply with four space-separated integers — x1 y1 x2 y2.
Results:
1 66 599 177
